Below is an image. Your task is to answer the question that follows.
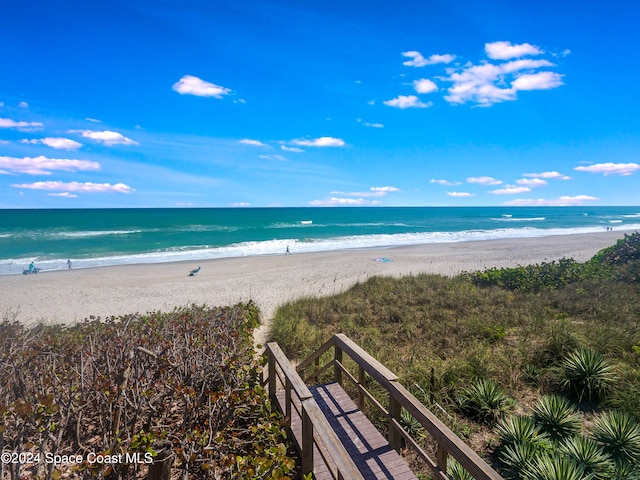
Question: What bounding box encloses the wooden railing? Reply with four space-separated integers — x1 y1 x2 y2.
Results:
264 341 365 480
296 334 503 480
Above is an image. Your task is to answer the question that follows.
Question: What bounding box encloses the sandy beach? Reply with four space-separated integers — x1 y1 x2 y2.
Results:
1 231 630 345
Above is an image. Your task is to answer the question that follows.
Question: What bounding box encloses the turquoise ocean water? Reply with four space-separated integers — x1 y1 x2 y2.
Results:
1 207 639 275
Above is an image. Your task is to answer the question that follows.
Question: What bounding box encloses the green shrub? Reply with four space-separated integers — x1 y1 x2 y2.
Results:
447 458 474 480
557 436 615 480
497 415 551 450
521 455 588 480
563 349 615 402
591 410 640 466
532 395 582 442
457 378 516 425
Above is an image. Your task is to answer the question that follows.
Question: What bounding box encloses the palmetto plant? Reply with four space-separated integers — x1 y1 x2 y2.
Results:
447 458 474 480
563 349 615 402
499 442 546 478
558 436 615 480
532 394 582 442
521 455 591 480
497 415 550 449
457 378 516 425
591 410 640 466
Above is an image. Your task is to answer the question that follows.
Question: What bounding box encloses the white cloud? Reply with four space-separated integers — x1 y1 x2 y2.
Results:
172 75 232 98
402 51 456 67
85 117 102 123
490 186 532 195
18 101 29 108
230 202 251 207
442 55 561 106
11 181 134 194
309 197 367 206
281 145 304 152
467 176 502 185
290 137 345 147
331 186 400 198
512 71 564 91
447 191 475 197
22 137 82 150
516 178 547 187
259 154 286 161
239 139 267 147
361 121 384 128
48 192 77 198
0 117 43 130
574 162 640 176
383 95 432 109
503 195 599 206
0 156 100 175
71 130 138 146
430 179 462 186
523 171 571 180
413 78 438 94
485 41 544 60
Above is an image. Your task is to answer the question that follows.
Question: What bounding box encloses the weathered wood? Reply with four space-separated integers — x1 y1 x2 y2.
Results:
266 342 313 401
334 345 343 385
333 333 398 386
146 446 173 480
303 399 365 479
358 365 365 410
388 395 402 452
297 336 335 373
436 443 449 473
387 381 503 480
301 405 314 475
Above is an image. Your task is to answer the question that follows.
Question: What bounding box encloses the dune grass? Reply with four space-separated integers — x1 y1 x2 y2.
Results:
268 233 640 476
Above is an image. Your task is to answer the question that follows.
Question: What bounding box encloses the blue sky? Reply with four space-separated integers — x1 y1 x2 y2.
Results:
1 0 639 208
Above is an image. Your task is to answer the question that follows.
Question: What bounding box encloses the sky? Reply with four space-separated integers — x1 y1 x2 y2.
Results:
1 0 639 208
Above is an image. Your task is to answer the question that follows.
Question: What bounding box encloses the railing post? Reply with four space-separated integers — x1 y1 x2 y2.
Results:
334 345 343 385
268 348 276 401
436 443 448 473
301 403 314 474
358 365 365 410
285 377 292 426
388 392 402 452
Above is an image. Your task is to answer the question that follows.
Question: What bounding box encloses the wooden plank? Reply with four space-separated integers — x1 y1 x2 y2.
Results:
311 383 417 480
333 334 399 387
297 336 335 372
387 381 503 480
267 342 313 401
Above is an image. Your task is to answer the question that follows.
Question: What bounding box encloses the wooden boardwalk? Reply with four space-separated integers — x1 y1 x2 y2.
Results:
277 382 417 480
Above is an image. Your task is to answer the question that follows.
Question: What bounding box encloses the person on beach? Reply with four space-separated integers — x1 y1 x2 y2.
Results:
285 245 290 255
29 261 34 273
67 259 72 269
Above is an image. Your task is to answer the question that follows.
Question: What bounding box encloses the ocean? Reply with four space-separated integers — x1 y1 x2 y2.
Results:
1 206 639 275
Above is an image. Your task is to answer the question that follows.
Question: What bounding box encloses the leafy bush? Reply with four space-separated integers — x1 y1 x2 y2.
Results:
591 410 640 466
0 303 295 480
563 349 615 402
457 379 515 425
468 258 599 293
557 436 615 480
590 232 640 282
532 395 582 442
521 455 588 480
497 415 550 450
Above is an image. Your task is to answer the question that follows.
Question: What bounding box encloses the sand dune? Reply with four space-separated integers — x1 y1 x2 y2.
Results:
1 231 628 346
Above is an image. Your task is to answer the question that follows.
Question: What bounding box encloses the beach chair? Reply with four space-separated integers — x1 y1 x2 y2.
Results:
188 266 201 277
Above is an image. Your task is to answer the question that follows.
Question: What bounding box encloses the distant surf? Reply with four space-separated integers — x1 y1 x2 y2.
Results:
2 206 639 275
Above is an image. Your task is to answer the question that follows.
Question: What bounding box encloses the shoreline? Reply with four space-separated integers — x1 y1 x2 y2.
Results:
0 230 632 345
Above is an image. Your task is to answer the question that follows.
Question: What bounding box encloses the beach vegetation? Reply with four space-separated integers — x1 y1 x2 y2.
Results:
0 303 296 480
269 232 640 477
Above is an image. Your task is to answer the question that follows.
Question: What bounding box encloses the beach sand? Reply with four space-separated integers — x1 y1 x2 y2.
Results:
1 231 630 346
